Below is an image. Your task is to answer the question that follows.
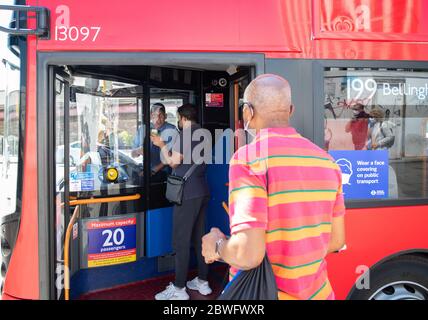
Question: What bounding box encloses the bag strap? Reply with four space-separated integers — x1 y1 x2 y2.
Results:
183 157 204 181
183 163 198 181
380 122 387 138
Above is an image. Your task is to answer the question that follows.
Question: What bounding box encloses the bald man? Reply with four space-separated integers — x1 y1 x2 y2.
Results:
202 74 346 300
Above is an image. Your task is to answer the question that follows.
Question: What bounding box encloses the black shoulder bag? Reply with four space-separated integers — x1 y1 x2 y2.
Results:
165 163 198 206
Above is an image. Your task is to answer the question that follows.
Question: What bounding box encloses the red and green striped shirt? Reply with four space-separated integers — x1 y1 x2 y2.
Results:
228 127 345 300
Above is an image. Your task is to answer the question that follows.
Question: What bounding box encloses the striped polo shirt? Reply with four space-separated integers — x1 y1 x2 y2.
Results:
228 127 345 300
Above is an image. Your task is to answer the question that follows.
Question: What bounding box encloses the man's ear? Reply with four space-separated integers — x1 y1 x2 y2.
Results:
289 104 295 118
243 105 253 122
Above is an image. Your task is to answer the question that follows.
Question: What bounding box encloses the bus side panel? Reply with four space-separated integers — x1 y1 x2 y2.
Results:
31 0 428 61
327 205 428 300
2 30 39 299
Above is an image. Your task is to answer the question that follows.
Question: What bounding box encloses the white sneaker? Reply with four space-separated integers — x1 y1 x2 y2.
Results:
155 282 190 300
186 277 212 295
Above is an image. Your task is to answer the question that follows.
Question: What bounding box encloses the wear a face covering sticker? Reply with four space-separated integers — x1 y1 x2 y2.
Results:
70 172 95 192
329 150 389 199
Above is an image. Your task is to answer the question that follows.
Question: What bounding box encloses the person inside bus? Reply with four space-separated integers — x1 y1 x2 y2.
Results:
345 103 370 150
367 107 396 150
201 74 346 300
131 103 178 181
151 103 211 300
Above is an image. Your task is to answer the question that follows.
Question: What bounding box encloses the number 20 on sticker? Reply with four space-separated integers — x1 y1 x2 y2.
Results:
55 26 101 42
102 228 125 247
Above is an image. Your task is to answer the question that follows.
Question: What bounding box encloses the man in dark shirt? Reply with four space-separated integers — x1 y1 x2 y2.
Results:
151 103 211 300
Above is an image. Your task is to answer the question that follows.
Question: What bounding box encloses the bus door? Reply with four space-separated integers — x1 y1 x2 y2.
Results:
201 69 253 236
52 68 145 299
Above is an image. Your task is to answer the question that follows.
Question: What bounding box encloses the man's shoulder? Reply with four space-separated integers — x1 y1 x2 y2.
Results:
381 121 395 129
163 122 178 131
293 136 340 170
229 140 265 168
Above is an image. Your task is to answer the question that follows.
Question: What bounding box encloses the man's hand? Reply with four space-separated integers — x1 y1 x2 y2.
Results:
150 133 165 148
202 228 226 264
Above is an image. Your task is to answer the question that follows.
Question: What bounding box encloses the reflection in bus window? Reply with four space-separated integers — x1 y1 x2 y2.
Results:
0 58 20 217
324 68 428 201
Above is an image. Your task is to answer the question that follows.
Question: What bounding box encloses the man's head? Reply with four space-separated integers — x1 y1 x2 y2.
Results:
151 103 167 129
242 74 294 131
177 103 198 130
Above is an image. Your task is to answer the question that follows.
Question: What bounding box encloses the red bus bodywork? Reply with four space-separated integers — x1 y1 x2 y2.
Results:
3 0 428 300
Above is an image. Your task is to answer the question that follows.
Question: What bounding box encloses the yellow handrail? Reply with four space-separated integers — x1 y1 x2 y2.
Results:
222 201 229 214
64 205 80 301
63 193 141 300
62 193 141 207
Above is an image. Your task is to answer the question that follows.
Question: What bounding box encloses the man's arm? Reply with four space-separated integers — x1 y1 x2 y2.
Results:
203 228 265 270
202 152 268 270
327 215 346 253
345 119 353 133
151 162 166 174
328 176 346 254
376 124 394 149
219 228 266 270
150 132 183 169
159 143 182 169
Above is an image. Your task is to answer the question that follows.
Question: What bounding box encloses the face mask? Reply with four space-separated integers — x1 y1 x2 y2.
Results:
177 119 183 130
341 173 351 185
243 105 256 139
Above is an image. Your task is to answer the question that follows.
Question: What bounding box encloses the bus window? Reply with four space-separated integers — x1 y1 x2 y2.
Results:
324 67 428 201
0 7 20 218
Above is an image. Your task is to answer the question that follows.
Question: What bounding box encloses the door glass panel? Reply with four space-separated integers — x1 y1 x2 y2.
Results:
64 77 144 200
54 76 66 299
54 75 145 299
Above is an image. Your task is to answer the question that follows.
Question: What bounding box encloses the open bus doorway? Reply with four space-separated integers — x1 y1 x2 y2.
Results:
51 63 253 300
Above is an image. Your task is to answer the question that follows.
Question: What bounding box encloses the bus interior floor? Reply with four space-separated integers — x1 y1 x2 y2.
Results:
78 264 229 300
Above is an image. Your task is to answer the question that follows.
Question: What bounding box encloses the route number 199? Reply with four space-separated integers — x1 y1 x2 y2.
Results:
347 78 377 101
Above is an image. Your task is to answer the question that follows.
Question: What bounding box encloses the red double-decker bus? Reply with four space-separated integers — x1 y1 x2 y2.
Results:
1 0 428 300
